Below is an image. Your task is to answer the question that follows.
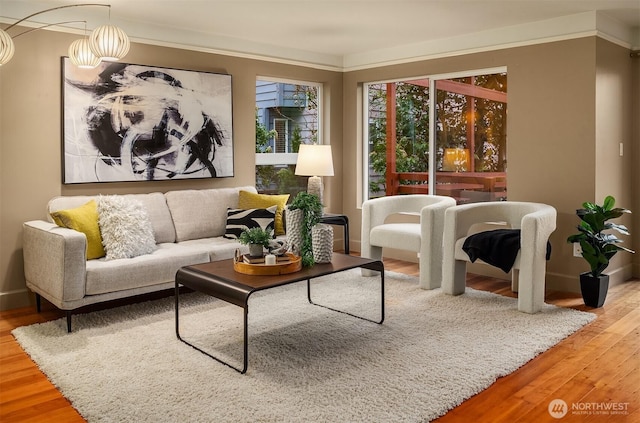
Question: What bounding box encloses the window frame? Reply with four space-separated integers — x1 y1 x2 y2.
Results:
255 76 323 195
256 76 323 167
361 66 507 206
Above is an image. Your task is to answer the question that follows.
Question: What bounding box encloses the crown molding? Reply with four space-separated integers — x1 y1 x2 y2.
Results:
1 8 637 72
342 11 636 71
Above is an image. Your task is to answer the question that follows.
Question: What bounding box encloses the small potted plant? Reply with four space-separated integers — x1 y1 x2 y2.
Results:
567 195 634 307
238 227 273 257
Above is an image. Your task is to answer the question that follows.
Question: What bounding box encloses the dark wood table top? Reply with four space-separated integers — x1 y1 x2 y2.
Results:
176 253 383 307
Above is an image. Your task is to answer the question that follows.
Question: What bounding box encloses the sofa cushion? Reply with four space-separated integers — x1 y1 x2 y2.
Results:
98 195 157 260
238 191 289 235
223 206 276 240
165 186 257 242
50 200 105 260
85 243 210 295
178 237 248 262
127 193 176 244
48 193 176 244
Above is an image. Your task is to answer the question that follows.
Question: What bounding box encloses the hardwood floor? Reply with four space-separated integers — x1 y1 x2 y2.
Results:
1 258 638 422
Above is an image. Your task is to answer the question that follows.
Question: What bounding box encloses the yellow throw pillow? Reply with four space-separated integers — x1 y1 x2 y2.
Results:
238 191 289 235
50 200 105 260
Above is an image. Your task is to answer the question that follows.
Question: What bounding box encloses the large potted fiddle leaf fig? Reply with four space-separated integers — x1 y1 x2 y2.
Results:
567 196 634 307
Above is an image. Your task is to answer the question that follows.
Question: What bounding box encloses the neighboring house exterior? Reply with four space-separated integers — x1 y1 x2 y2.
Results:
256 81 317 154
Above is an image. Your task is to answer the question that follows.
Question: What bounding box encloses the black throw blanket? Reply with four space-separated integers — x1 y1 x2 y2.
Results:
462 229 551 273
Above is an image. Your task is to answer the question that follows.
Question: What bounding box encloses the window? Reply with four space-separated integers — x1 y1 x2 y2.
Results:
363 69 507 204
273 118 289 153
256 78 321 196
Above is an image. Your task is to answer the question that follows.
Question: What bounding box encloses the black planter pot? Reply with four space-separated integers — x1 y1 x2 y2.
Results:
579 272 609 308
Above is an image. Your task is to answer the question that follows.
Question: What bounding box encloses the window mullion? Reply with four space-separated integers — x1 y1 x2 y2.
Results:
428 78 436 195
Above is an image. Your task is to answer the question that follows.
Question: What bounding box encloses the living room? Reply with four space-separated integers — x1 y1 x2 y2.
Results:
1 2 638 308
1 1 639 421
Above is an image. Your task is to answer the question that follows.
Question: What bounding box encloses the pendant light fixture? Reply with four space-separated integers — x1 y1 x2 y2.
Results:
88 6 129 61
0 3 130 67
0 28 15 66
68 22 101 69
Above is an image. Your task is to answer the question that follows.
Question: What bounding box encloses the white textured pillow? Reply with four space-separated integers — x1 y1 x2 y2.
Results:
98 195 157 260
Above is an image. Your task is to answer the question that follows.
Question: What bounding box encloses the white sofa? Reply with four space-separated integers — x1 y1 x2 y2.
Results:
23 186 261 331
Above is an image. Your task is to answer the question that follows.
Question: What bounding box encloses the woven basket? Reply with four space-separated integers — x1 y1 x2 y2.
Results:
312 224 333 263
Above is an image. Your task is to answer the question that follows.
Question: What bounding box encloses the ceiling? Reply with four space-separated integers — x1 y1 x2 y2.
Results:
2 0 639 70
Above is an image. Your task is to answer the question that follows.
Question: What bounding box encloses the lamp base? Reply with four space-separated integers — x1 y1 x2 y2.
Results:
307 176 323 205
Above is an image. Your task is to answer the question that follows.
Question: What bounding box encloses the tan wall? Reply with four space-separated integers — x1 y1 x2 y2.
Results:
1 30 636 310
631 49 640 277
343 37 638 292
595 37 636 281
0 29 343 310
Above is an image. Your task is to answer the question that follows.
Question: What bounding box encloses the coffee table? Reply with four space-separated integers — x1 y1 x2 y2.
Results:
175 253 384 374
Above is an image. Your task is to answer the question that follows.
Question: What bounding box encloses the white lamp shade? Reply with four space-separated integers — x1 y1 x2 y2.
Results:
295 144 334 177
69 38 101 68
0 28 15 66
89 24 130 61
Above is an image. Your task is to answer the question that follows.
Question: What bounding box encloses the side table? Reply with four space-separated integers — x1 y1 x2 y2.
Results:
319 213 349 254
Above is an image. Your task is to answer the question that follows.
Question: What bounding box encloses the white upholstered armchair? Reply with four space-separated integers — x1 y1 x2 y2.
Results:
361 195 457 289
441 201 557 313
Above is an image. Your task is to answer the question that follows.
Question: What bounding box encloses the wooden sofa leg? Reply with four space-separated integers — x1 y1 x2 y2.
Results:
66 312 72 333
35 293 41 313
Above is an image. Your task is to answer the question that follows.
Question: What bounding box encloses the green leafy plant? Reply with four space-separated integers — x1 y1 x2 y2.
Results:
276 167 297 193
289 192 323 266
291 125 302 153
238 227 273 248
255 108 277 153
567 195 634 278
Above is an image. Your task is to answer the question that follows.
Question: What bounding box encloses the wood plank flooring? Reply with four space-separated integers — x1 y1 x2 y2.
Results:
1 258 638 422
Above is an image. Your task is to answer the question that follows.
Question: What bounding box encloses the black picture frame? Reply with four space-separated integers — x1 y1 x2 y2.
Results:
62 58 233 183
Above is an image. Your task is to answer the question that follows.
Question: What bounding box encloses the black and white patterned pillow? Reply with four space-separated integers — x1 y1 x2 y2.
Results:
223 206 277 240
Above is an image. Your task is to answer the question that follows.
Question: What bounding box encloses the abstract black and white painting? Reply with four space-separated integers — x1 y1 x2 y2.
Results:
62 58 233 183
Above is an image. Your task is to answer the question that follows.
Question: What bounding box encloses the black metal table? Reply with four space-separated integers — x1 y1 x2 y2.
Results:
319 213 350 254
175 254 384 374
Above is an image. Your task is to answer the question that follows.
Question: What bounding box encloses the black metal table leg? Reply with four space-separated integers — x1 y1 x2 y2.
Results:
307 261 384 324
175 280 249 374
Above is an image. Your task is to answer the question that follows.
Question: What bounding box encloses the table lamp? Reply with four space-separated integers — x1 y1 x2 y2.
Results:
295 144 334 204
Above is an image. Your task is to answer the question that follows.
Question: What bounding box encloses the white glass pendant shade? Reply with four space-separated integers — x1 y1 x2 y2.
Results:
89 24 130 61
0 28 15 66
69 38 101 68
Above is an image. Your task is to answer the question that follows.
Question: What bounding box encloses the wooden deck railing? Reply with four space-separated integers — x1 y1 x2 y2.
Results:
389 171 507 203
382 78 508 203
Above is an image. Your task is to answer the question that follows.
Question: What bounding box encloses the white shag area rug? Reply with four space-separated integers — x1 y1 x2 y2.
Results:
13 270 595 423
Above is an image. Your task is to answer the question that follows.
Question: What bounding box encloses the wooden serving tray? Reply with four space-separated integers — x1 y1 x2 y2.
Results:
233 252 302 275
